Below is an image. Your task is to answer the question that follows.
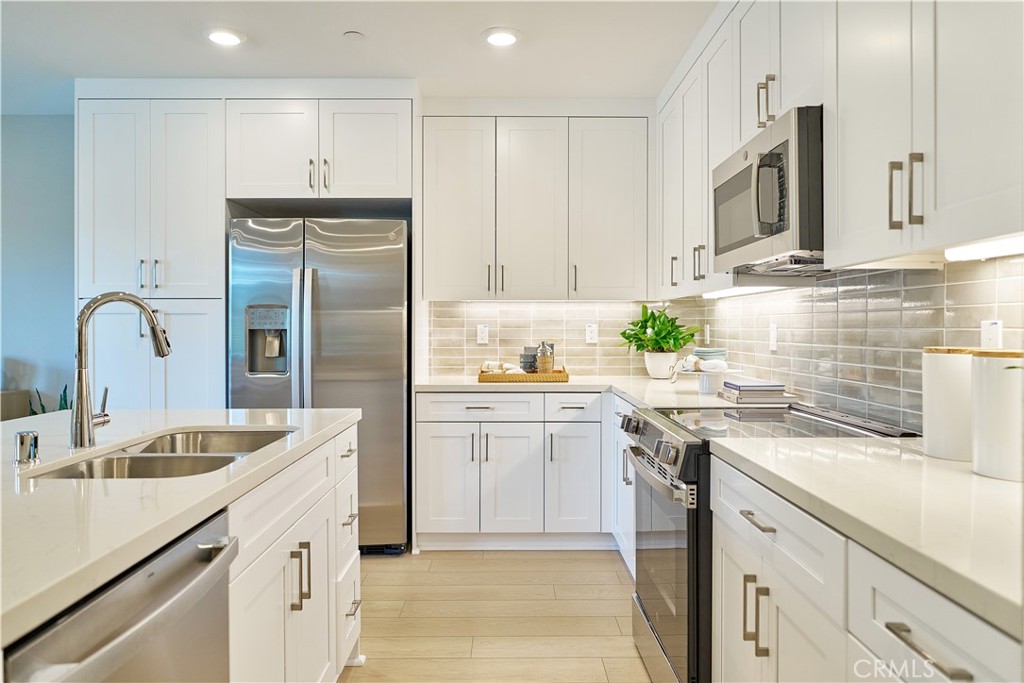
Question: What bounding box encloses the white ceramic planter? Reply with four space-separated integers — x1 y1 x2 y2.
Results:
644 352 679 379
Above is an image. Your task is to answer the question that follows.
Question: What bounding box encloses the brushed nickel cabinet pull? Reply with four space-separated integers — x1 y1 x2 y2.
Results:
342 513 359 527
470 431 475 462
465 406 494 411
484 432 489 463
756 81 768 128
888 161 904 230
290 550 304 611
308 159 315 192
549 432 554 462
138 259 146 289
753 586 770 657
908 152 924 225
501 265 505 292
693 247 700 281
340 445 357 458
885 622 973 681
742 574 757 641
698 245 707 280
573 265 578 292
346 599 363 618
299 541 312 600
740 509 777 534
670 256 678 287
487 264 491 292
763 74 776 123
323 158 330 190
151 259 159 289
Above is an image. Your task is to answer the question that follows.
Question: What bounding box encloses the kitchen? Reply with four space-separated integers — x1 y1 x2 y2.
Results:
1 1 1022 682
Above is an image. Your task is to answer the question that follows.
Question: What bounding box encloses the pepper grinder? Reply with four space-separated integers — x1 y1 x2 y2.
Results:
537 341 554 374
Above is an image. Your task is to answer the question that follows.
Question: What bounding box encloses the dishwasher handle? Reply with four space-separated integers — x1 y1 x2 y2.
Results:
52 536 239 683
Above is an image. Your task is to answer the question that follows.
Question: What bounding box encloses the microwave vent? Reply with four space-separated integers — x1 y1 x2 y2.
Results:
734 253 827 276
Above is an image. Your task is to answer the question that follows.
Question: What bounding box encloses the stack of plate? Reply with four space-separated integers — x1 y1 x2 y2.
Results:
693 347 728 361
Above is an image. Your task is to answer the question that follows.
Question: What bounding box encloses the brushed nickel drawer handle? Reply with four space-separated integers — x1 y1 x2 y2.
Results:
740 509 777 534
340 446 357 458
742 574 757 641
888 161 904 230
346 599 363 618
342 513 359 527
753 586 770 657
484 432 489 463
756 81 768 128
470 431 475 463
290 550 304 611
908 152 924 225
560 405 588 410
669 256 678 287
763 74 776 123
299 541 312 600
465 406 494 411
885 622 973 681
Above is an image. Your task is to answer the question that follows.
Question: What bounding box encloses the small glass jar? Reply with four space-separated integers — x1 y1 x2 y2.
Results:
537 341 554 374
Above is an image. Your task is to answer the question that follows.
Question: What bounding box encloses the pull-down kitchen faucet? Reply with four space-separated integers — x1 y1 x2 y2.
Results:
71 292 171 448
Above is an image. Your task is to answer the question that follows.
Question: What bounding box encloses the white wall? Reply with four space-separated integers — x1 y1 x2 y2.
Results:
1 115 75 407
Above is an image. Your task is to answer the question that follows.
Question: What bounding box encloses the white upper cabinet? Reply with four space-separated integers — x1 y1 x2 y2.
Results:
679 68 707 296
422 117 496 301
150 100 225 298
657 86 685 299
226 99 319 198
226 99 412 198
319 99 412 198
150 299 226 409
734 0 775 146
78 99 224 299
774 2 825 114
77 100 151 297
825 1 914 268
496 117 569 300
86 301 153 411
909 1 1023 251
825 1 1020 269
568 117 648 301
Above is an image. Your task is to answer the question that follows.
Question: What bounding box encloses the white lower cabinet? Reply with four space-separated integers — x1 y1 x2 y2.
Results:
610 421 635 575
480 423 545 533
230 492 335 683
415 422 481 533
712 519 764 683
545 422 602 533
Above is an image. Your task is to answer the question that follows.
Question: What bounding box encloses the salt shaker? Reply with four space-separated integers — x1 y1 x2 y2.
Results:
537 341 554 374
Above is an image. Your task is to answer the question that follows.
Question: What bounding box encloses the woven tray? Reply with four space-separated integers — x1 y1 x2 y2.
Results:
478 366 569 383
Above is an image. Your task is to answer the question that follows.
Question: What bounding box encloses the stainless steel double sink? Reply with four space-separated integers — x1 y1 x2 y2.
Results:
33 429 295 480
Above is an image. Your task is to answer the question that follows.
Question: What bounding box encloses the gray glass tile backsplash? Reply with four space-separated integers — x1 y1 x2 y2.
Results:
427 255 1023 431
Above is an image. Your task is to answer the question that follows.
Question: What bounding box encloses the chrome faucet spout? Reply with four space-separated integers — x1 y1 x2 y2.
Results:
71 291 172 448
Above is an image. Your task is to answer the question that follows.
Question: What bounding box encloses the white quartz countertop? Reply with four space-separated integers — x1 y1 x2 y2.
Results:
415 374 760 410
1 408 360 647
710 436 1022 640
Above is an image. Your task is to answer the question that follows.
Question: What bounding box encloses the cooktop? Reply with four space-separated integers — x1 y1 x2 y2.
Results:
657 404 917 440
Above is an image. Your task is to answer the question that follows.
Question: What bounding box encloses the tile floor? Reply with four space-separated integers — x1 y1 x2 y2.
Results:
339 550 650 683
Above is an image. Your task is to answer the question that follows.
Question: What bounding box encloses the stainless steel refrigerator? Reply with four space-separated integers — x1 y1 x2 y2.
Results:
228 218 408 551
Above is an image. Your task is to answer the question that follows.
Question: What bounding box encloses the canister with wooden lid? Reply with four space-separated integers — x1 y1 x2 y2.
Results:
922 347 975 461
971 349 1023 482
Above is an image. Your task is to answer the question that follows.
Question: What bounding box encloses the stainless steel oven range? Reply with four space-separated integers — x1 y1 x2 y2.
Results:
621 404 917 683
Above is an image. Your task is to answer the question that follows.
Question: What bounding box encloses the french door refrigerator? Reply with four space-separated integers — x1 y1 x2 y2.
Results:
228 218 408 551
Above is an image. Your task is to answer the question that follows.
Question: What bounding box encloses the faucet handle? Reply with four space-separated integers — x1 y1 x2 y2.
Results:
93 387 111 428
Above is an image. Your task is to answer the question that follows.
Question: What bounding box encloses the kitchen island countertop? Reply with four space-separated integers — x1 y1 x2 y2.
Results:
1 408 360 647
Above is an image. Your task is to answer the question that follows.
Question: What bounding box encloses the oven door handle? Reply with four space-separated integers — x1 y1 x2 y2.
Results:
627 447 696 508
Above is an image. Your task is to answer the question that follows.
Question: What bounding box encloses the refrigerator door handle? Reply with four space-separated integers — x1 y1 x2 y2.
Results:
301 267 316 408
290 268 303 408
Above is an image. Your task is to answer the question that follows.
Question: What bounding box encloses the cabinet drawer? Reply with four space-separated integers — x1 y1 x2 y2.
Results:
336 468 359 570
229 439 335 579
336 554 361 667
416 392 544 422
848 542 1021 683
710 457 845 623
335 424 358 484
545 393 601 422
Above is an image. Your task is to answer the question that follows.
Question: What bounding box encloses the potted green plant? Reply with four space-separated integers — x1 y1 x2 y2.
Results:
620 305 702 379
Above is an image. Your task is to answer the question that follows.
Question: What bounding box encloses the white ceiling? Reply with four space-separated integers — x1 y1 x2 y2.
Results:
0 1 715 115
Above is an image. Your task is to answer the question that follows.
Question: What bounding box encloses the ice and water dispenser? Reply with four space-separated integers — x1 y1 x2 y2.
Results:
245 305 290 374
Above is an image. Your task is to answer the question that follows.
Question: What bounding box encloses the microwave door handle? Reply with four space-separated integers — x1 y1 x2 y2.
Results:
751 154 770 237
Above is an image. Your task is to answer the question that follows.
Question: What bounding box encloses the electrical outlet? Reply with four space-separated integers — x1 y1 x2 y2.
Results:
981 320 1003 349
476 324 489 344
769 323 778 352
704 324 711 345
585 323 598 344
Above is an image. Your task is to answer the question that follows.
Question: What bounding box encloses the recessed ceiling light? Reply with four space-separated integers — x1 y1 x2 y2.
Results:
343 30 366 41
483 27 521 47
205 29 246 47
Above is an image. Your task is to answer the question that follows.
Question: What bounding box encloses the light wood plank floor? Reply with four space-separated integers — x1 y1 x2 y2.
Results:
339 550 650 683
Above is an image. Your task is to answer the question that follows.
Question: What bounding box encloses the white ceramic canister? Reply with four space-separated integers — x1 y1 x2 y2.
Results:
922 347 975 460
971 350 1024 482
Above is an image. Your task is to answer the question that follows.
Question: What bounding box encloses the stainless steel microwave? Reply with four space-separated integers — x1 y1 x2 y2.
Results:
712 105 824 275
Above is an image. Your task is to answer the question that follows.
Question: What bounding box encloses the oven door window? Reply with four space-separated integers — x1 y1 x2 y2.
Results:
635 475 690 679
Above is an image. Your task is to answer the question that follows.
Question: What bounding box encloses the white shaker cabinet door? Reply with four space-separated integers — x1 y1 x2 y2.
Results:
319 99 412 198
226 99 319 198
910 1 1023 251
544 422 602 533
610 430 635 576
568 117 647 301
657 85 685 300
496 117 569 300
149 299 226 410
415 422 481 533
479 422 545 533
229 531 290 682
825 1 914 268
149 100 225 298
712 518 767 683
77 99 150 298
734 0 774 147
774 1 826 115
422 117 496 301
286 493 336 683
679 66 706 296
85 300 153 410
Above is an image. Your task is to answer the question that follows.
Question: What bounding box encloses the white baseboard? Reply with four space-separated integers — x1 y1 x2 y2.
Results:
415 532 618 551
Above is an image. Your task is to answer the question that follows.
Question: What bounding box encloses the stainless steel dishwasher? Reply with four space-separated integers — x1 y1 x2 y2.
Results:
4 512 237 682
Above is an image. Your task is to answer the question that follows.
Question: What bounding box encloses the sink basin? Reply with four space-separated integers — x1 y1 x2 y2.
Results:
33 454 242 479
120 429 293 455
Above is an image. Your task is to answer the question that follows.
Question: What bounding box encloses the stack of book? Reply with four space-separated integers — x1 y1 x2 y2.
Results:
718 377 797 404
